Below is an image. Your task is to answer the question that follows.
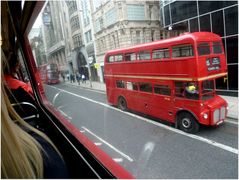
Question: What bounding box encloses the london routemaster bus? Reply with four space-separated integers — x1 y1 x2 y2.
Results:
38 63 60 84
104 32 228 133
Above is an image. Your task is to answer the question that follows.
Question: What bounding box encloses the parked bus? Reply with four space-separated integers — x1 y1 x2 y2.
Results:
104 32 228 133
38 63 60 84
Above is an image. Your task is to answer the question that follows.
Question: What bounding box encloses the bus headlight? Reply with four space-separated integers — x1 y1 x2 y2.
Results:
203 113 208 119
226 106 229 111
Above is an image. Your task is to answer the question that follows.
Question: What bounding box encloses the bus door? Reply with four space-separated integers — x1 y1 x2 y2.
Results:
152 83 174 122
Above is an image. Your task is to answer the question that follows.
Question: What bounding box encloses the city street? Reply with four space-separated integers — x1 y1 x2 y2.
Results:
44 83 238 179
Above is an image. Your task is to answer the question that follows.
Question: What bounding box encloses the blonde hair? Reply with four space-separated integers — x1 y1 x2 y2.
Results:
1 49 61 178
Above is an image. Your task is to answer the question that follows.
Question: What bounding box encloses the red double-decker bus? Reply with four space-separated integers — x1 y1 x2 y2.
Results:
104 32 228 133
38 63 60 84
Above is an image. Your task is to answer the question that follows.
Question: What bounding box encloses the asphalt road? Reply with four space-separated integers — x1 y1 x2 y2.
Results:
44 83 238 179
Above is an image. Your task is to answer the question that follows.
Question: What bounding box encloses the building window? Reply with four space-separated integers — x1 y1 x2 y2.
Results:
200 14 211 32
171 1 197 24
228 65 238 90
70 16 80 32
190 17 199 33
84 30 92 44
127 4 145 20
136 30 141 44
225 6 238 36
105 8 116 27
212 10 224 37
73 34 82 49
95 17 104 33
164 4 170 26
226 36 238 64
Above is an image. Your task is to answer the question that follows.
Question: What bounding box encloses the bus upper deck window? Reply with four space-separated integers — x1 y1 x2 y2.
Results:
125 53 136 61
152 48 169 60
172 44 194 58
213 42 222 54
198 42 210 56
108 56 114 63
138 51 151 60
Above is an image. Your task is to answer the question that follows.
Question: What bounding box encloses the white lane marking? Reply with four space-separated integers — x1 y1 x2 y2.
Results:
94 142 102 146
80 130 85 133
52 90 63 105
82 126 134 162
59 110 72 120
113 158 123 163
48 85 238 155
226 120 238 125
64 83 106 94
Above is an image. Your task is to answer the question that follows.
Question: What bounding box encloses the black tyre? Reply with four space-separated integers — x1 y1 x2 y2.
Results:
118 96 127 111
178 112 199 133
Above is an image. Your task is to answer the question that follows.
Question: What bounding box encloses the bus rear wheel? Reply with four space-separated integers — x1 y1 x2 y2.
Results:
118 96 127 111
178 112 199 134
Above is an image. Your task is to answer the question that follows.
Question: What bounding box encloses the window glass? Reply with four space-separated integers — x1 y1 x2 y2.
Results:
200 14 211 32
105 8 116 27
126 82 138 91
202 80 214 100
164 5 170 26
138 51 151 60
154 85 171 95
225 6 238 36
153 48 170 59
125 53 137 61
190 17 199 32
212 42 222 54
226 36 238 64
171 1 197 24
127 5 145 20
116 80 125 88
172 44 194 58
174 81 184 97
115 54 123 62
108 56 114 62
212 10 224 37
228 65 238 90
198 43 210 56
139 83 152 93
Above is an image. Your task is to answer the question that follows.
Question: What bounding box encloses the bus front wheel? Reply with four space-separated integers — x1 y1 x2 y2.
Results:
178 112 199 133
118 97 127 111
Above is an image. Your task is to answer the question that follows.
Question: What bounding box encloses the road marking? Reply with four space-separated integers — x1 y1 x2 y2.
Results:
94 142 102 146
82 126 134 162
80 130 85 133
59 110 72 120
48 85 238 155
52 90 63 105
113 158 123 163
226 120 238 125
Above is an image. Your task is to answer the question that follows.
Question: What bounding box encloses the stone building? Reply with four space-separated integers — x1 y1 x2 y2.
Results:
93 0 170 82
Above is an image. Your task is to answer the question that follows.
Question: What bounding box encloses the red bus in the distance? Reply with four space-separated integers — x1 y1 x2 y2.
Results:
38 63 60 84
104 32 228 133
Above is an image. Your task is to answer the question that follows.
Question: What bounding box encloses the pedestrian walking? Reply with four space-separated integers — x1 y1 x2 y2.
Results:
82 74 86 83
76 73 80 85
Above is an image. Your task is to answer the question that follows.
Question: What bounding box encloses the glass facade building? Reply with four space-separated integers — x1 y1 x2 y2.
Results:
160 0 238 95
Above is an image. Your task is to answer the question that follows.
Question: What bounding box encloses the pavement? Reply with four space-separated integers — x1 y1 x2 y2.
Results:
63 80 238 120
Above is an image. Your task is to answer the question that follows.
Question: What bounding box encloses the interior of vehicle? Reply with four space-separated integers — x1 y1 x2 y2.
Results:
1 1 133 178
